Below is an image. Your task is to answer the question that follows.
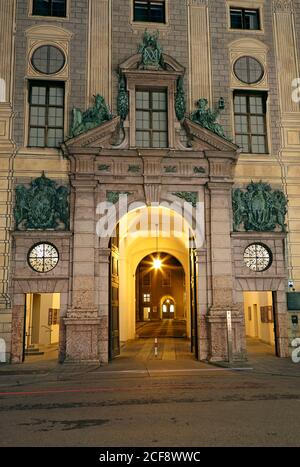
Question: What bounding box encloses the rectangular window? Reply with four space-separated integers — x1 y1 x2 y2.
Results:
136 89 168 148
134 1 165 23
234 92 268 154
162 271 171 287
28 81 65 148
230 8 260 30
32 0 67 17
143 293 151 303
142 271 151 286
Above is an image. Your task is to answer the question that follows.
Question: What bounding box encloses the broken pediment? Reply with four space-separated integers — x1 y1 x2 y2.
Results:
119 53 185 76
62 116 121 152
183 118 239 153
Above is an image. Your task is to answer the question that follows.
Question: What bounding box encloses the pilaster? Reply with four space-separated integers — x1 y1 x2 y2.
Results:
87 0 112 107
188 0 212 109
64 177 101 362
195 247 210 360
0 0 16 363
98 247 111 363
205 151 245 361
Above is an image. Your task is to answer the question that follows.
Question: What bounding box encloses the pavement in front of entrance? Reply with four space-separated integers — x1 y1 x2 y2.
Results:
0 338 299 446
0 340 299 447
0 337 299 379
136 320 187 338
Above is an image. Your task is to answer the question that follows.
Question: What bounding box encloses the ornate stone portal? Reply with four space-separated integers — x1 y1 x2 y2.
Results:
60 114 244 363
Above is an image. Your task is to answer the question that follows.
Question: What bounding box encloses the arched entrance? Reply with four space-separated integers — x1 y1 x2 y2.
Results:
136 253 186 337
108 205 199 361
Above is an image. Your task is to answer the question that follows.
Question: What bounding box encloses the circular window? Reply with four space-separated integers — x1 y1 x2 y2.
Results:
31 45 65 75
234 56 264 84
28 243 59 273
244 243 272 272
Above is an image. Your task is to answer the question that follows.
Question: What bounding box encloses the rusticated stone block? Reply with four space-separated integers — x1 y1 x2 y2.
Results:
64 317 101 362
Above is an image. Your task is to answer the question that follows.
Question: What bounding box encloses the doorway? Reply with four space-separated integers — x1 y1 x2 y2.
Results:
23 293 60 362
108 205 199 361
161 297 175 320
243 291 278 356
135 252 186 337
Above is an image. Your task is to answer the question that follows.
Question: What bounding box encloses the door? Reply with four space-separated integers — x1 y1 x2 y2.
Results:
162 299 175 319
31 294 41 344
253 304 259 338
109 242 120 359
190 248 198 358
272 292 279 357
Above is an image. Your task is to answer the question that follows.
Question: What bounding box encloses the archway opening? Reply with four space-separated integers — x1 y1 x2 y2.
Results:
136 252 187 338
108 205 199 361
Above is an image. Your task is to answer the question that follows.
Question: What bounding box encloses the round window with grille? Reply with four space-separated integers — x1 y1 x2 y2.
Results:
28 243 59 273
243 243 272 272
31 45 65 75
234 56 264 84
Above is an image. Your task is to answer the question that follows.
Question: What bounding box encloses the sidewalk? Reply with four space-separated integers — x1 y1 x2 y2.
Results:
0 338 299 379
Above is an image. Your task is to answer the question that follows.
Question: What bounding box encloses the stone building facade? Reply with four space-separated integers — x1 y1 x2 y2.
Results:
0 0 299 364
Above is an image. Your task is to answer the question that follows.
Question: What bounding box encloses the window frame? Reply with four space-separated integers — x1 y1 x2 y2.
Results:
143 293 151 303
122 61 180 148
28 80 65 149
233 56 264 85
135 87 169 149
162 270 171 287
32 0 67 18
27 242 59 273
229 7 261 31
133 0 166 24
233 91 268 155
31 45 66 76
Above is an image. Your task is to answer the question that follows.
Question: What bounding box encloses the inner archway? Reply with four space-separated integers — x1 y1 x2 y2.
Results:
136 252 186 338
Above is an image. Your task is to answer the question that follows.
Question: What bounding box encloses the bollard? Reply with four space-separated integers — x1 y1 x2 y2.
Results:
226 310 233 364
154 337 158 357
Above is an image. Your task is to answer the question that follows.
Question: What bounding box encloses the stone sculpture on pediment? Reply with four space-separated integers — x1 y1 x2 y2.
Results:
70 94 112 137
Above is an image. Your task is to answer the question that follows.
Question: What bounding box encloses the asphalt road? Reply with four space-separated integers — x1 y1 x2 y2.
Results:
0 366 299 447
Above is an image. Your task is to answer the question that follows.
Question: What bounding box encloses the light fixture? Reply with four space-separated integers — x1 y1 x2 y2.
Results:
218 97 225 110
153 258 162 269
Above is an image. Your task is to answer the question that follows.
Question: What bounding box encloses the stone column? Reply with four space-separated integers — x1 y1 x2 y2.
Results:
64 178 101 363
195 247 209 360
206 180 244 362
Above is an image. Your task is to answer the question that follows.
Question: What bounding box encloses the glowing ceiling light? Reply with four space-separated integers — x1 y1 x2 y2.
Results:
153 258 162 269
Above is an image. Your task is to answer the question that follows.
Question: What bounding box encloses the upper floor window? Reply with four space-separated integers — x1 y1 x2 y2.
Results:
134 1 166 23
142 272 151 286
234 92 268 154
28 81 64 148
230 8 260 30
32 0 67 17
136 89 168 148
